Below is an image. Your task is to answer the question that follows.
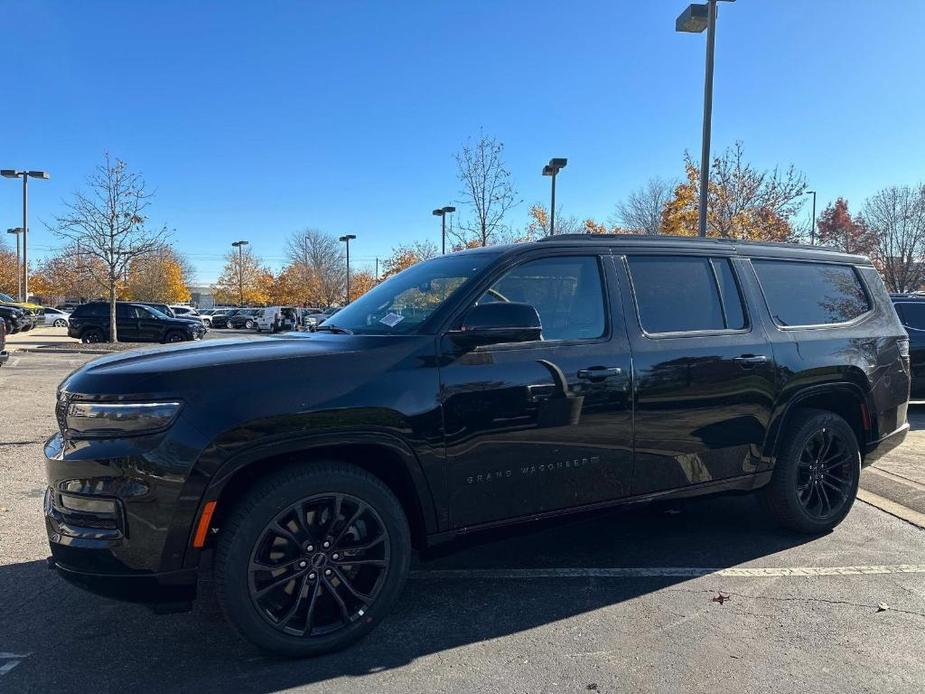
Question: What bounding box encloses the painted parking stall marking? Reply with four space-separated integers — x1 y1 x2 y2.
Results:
410 564 925 580
0 652 31 676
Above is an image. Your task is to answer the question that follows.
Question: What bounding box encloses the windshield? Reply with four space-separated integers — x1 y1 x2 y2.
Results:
323 252 499 335
144 306 172 319
0 293 17 303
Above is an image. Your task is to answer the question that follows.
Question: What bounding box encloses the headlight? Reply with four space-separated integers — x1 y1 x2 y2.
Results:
64 399 183 438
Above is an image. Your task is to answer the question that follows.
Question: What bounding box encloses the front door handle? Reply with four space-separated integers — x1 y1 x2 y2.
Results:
577 366 623 381
733 354 769 366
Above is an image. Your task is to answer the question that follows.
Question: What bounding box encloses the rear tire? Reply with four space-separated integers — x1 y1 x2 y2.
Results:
164 330 185 343
762 408 860 534
82 328 104 343
215 462 411 657
53 319 67 327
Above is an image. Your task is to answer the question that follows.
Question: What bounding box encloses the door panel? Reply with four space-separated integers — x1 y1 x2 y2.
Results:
440 253 633 528
116 304 139 341
619 254 777 494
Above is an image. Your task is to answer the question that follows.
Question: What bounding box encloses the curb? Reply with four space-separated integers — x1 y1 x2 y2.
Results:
857 489 925 530
15 348 114 355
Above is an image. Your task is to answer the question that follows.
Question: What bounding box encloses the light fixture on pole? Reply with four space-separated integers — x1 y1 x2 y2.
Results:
6 227 24 301
339 234 356 303
675 0 735 237
541 158 567 236
231 240 249 306
432 206 456 254
2 169 50 299
805 190 817 245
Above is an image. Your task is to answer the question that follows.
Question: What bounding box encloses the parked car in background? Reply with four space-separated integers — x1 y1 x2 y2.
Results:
137 302 175 317
210 308 240 328
256 306 302 333
42 236 910 657
43 307 71 327
0 292 39 331
67 301 207 343
228 308 262 330
56 302 81 312
307 306 339 331
0 317 7 366
890 293 925 399
0 305 30 335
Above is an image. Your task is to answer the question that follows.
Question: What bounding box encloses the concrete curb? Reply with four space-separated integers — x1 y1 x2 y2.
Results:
857 489 925 530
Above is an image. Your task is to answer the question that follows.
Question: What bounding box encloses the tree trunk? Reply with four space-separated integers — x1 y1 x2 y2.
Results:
109 278 118 343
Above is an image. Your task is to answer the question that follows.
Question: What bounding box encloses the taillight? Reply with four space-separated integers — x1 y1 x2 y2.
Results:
898 337 910 359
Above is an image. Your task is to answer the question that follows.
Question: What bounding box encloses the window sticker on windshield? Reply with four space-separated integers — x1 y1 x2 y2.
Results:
379 312 405 327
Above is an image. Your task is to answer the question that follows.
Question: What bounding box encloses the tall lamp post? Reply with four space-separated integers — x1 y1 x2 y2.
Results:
339 234 356 303
432 206 456 254
675 0 735 237
541 158 567 236
6 227 23 301
805 190 817 245
2 169 50 299
231 240 249 306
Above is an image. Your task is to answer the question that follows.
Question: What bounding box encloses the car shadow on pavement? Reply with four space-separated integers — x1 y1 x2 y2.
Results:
0 494 813 692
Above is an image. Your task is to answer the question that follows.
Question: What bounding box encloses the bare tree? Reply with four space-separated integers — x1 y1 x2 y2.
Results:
453 131 520 247
864 184 925 292
286 228 345 306
613 177 674 235
52 154 168 341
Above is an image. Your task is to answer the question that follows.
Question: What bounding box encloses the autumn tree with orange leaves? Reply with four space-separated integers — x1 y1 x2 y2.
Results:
815 198 878 257
382 240 438 278
661 142 807 242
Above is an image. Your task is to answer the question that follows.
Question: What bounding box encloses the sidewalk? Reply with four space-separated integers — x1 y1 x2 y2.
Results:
4 326 78 351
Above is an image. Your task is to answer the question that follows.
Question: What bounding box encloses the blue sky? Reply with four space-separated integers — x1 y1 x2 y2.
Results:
1 0 923 284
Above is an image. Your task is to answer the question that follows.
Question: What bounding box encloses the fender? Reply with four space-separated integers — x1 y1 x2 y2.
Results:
178 428 441 570
761 380 874 468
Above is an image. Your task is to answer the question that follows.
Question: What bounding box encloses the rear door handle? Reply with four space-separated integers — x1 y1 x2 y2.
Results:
577 366 623 380
733 354 769 366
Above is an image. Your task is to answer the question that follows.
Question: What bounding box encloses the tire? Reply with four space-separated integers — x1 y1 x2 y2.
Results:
53 319 67 328
164 330 185 343
82 328 104 344
245 319 255 330
762 408 861 534
215 462 411 657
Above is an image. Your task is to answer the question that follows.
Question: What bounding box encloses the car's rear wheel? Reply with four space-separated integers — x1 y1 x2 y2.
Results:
762 408 860 534
53 319 67 327
215 462 411 657
82 328 104 343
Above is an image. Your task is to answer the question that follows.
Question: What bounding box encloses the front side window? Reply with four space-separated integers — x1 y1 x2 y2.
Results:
753 260 870 326
627 255 746 334
476 256 606 341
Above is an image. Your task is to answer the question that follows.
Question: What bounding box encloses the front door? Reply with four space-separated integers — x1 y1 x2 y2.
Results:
136 306 163 341
617 253 778 495
440 252 633 528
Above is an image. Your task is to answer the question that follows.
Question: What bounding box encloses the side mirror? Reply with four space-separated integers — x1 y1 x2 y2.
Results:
452 302 542 348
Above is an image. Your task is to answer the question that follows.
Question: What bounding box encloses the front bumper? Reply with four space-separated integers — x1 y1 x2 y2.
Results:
863 422 909 465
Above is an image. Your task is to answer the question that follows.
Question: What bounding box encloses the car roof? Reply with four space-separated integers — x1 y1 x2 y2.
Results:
453 234 873 266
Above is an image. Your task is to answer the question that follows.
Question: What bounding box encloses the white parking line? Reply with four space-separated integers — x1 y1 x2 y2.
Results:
0 652 31 676
410 564 925 580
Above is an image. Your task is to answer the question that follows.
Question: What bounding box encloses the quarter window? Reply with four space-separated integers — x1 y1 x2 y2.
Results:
477 256 607 341
753 260 870 326
627 255 746 333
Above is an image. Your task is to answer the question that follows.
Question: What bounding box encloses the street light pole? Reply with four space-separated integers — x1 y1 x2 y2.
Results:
2 169 50 299
806 190 817 245
6 228 23 301
676 1 734 237
231 240 249 306
542 158 567 235
432 206 456 254
339 234 356 303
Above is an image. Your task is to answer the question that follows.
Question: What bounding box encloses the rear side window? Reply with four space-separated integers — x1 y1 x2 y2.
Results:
895 302 925 330
753 260 870 326
627 256 746 333
72 303 107 317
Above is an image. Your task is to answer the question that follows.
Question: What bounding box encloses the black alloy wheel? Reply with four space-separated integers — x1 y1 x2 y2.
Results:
165 331 185 343
763 408 860 534
82 328 104 343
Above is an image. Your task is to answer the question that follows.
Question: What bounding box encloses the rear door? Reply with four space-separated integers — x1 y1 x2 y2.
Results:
618 253 777 494
116 304 140 341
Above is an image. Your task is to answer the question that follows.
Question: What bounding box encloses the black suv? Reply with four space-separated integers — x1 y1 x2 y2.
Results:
67 301 207 343
889 293 925 398
44 236 909 656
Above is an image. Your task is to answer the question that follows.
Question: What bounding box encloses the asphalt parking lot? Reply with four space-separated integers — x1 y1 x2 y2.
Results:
1 345 924 693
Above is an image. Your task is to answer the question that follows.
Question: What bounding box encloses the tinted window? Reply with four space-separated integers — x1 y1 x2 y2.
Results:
895 302 925 330
478 256 606 341
753 260 870 326
72 303 107 317
628 256 745 333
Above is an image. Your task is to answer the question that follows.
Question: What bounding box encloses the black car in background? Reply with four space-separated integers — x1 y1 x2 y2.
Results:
890 293 925 398
0 305 30 335
227 308 261 329
45 236 909 656
0 316 8 366
67 301 207 343
210 308 242 328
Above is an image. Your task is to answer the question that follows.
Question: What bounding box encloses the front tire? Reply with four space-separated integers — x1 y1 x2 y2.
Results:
762 408 860 534
53 319 67 327
215 462 411 657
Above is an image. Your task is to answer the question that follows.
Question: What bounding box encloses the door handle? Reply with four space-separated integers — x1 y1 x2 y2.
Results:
733 354 769 366
577 366 623 380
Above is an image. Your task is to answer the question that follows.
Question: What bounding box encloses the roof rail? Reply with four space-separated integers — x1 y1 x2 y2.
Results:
535 233 842 253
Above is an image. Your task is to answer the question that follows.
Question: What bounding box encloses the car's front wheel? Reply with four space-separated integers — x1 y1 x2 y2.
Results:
53 319 67 327
762 408 861 534
215 462 411 657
